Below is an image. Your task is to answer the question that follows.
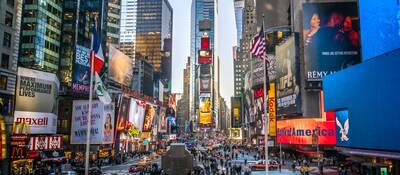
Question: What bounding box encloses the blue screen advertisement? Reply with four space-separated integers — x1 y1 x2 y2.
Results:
359 0 400 60
335 110 351 148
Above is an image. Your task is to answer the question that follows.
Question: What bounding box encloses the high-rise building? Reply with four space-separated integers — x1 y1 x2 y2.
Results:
18 0 63 73
190 0 219 131
176 57 191 133
0 0 21 172
119 0 137 60
234 0 244 42
135 0 173 89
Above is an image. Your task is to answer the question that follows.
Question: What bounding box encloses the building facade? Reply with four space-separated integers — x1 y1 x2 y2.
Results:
119 0 137 61
135 0 172 87
190 0 219 131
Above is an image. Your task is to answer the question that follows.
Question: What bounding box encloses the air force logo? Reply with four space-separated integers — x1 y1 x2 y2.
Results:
336 117 349 141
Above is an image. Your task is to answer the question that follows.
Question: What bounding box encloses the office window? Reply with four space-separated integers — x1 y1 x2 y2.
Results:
5 12 13 27
1 54 9 69
7 0 14 6
0 75 7 90
3 32 11 48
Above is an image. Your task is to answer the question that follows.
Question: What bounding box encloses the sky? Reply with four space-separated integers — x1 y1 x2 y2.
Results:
169 0 237 106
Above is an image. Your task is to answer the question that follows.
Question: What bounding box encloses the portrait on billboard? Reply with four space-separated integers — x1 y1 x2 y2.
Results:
302 2 361 81
276 36 301 116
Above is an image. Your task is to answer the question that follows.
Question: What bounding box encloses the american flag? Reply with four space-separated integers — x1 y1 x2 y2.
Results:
250 26 269 62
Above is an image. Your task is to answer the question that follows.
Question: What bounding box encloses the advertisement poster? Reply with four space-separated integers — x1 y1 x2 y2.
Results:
199 96 212 124
129 100 146 131
16 67 59 114
268 82 277 136
302 2 361 81
255 97 265 135
231 97 241 128
200 78 211 92
108 46 133 85
72 45 91 94
29 136 62 151
70 100 115 144
158 107 167 133
277 119 336 145
143 104 155 132
276 36 301 116
229 128 242 140
117 97 130 131
14 111 57 134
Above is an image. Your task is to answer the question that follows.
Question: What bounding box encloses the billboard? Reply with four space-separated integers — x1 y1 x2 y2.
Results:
275 36 301 116
198 50 212 64
229 128 242 140
359 0 400 60
199 19 211 31
14 111 57 134
201 37 210 50
268 82 277 136
71 100 115 144
128 99 146 131
256 0 291 28
200 77 211 92
158 107 167 133
16 67 59 113
29 136 62 151
199 96 212 124
72 45 91 94
116 97 130 131
231 97 241 128
277 119 336 145
143 104 156 132
108 46 133 85
302 2 361 81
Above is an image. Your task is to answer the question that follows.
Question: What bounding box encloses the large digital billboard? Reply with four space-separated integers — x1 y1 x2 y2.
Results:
275 36 301 116
143 104 156 132
199 96 212 124
116 97 130 131
302 2 361 81
277 119 336 145
359 0 400 60
231 97 241 128
268 82 276 136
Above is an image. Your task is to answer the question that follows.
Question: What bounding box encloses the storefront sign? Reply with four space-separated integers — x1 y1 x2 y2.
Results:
0 117 6 160
14 111 57 134
29 136 62 151
268 83 277 136
71 100 115 144
40 150 65 160
16 67 59 113
277 119 336 145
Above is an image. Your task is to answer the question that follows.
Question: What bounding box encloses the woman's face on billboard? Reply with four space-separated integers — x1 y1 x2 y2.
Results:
310 14 321 28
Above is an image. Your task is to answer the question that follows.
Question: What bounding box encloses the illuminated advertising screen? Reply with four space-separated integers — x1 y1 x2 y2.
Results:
302 2 361 81
277 119 336 145
198 50 212 64
201 37 210 50
200 77 211 92
231 97 241 128
199 96 212 124
359 0 400 60
116 97 130 131
143 104 156 132
72 45 91 95
275 36 301 116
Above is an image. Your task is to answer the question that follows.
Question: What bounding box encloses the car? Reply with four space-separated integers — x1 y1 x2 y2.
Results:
137 160 151 168
128 165 144 173
250 160 280 171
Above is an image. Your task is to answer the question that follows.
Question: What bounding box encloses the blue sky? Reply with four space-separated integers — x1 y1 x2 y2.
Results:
170 0 236 105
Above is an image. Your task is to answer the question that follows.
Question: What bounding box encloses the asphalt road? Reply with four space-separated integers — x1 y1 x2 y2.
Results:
102 157 161 175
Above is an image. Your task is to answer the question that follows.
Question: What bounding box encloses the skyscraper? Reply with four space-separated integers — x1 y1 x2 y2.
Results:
190 0 219 131
119 0 137 61
18 0 63 73
135 0 173 90
234 0 244 42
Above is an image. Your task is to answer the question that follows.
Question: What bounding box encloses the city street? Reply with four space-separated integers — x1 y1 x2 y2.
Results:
0 0 399 174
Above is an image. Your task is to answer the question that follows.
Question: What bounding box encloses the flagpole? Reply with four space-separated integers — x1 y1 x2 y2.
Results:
85 17 97 175
262 15 269 175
